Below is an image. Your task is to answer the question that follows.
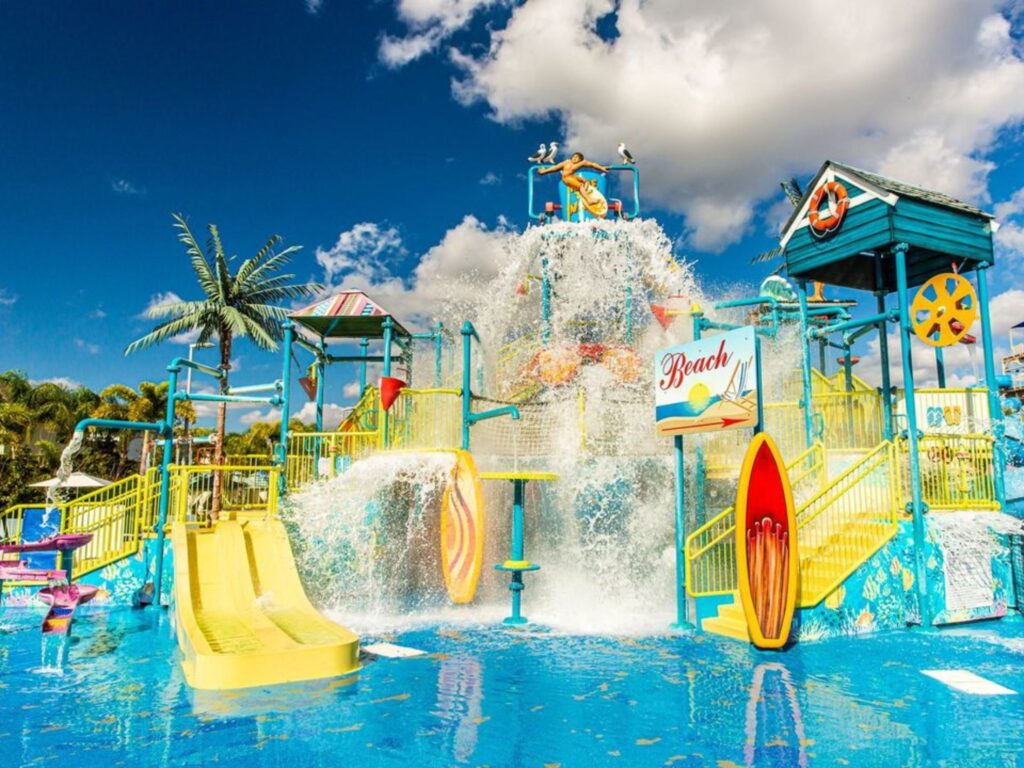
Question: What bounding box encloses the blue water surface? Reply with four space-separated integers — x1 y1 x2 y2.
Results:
1 607 1023 767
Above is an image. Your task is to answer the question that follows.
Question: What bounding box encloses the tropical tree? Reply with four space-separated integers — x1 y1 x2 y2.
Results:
125 214 321 518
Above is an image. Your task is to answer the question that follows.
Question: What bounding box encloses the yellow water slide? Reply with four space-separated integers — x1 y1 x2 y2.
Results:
172 518 360 690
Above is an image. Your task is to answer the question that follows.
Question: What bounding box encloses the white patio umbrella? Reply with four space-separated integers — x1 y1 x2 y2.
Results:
29 472 112 490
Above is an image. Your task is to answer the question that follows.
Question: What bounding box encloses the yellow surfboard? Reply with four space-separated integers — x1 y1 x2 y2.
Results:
735 433 798 649
440 450 485 604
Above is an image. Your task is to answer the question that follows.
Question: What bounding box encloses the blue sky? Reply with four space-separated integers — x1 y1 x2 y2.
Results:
2 1 1024 428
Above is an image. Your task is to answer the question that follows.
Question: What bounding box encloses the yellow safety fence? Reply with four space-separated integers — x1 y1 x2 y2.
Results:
1 465 279 582
286 388 462 490
909 388 991 434
897 433 998 511
685 441 827 597
794 441 899 606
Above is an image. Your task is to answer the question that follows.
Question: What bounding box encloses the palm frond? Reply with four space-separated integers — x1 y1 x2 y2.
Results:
236 246 304 292
124 312 206 355
173 214 220 298
235 234 284 287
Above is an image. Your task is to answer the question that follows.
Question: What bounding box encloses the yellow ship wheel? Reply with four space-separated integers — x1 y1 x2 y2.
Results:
910 273 978 348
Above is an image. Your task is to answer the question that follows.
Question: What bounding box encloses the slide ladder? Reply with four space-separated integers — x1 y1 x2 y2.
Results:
692 440 900 640
172 517 360 690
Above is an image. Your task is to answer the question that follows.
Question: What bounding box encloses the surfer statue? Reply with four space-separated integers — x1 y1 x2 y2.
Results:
538 151 610 218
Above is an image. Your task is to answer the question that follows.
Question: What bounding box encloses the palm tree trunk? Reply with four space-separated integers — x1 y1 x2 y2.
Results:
210 331 233 522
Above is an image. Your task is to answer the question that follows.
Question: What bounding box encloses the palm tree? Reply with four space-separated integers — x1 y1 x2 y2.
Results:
125 214 321 518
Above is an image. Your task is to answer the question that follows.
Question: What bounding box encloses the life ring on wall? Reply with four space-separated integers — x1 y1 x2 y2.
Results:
807 181 849 236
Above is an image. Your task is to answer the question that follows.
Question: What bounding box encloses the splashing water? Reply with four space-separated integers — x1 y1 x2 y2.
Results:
42 430 85 530
287 218 807 634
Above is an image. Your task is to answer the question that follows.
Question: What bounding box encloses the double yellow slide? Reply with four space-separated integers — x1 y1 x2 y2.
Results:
172 518 360 690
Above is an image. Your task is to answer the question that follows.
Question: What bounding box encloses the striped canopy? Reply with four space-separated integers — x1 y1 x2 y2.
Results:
288 290 410 339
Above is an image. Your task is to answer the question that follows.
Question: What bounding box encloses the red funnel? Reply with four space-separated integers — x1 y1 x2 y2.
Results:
650 304 672 330
380 376 407 412
298 376 316 401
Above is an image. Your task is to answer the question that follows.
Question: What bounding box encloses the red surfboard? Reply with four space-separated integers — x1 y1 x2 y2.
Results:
734 433 798 649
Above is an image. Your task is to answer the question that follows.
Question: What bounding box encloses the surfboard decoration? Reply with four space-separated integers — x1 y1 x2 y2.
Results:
440 450 485 604
734 433 798 649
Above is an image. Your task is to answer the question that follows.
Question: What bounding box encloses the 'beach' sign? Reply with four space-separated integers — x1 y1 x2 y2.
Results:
654 326 759 436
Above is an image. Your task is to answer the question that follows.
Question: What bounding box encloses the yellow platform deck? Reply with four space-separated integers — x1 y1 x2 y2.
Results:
172 518 360 690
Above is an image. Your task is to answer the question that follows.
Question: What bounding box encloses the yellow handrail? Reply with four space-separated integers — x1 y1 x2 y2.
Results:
684 441 826 597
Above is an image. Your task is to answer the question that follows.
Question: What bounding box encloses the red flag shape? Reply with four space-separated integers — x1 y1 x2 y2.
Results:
380 376 407 411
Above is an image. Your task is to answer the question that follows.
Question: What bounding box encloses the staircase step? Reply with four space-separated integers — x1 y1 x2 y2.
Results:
702 613 750 641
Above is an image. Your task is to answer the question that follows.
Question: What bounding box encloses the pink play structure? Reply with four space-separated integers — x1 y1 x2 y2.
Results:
0 533 97 634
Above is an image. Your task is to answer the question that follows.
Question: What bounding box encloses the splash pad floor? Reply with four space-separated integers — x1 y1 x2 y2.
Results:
1 609 1022 767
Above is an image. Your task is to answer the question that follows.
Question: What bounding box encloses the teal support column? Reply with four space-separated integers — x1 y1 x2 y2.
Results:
818 339 827 376
976 264 1007 506
358 338 369 394
894 243 932 624
672 435 689 629
935 346 946 389
797 280 815 449
842 344 854 392
876 293 894 441
315 352 325 432
434 322 443 387
382 317 394 449
153 364 179 606
461 322 473 450
277 322 294 495
692 308 706 526
504 479 530 625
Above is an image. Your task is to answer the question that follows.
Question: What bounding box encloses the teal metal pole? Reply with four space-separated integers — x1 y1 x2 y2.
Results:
935 346 946 389
692 308 705 527
842 344 854 392
975 265 1007 505
672 434 689 629
153 364 178 606
876 293 894 441
461 321 473 450
894 243 931 624
278 322 293 495
359 338 369 394
506 479 528 625
434 322 443 387
797 280 815 449
382 318 394 449
314 352 325 432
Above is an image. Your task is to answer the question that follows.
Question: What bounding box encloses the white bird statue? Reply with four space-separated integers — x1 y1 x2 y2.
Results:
527 144 547 164
542 142 559 164
617 142 636 164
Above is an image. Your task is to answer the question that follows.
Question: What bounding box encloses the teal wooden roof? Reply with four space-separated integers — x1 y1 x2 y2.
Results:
780 161 996 293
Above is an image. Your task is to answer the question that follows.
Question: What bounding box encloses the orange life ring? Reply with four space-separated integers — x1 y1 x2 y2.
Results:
807 181 849 235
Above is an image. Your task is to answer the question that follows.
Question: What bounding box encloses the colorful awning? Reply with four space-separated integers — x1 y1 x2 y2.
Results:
288 290 410 339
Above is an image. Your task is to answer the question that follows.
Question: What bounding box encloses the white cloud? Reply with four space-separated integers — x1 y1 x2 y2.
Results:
994 186 1024 279
343 381 362 398
89 307 107 319
379 0 503 67
30 377 82 390
305 0 323 13
315 223 406 286
315 214 510 328
388 0 1024 251
74 338 101 355
111 178 143 196
0 289 17 306
479 171 501 185
240 401 349 428
140 291 183 319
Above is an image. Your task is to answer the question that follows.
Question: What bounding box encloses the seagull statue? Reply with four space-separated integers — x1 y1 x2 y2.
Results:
527 143 547 164
617 142 636 164
542 142 559 164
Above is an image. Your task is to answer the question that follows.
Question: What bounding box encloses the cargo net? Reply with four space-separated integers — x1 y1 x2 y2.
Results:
468 387 669 471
